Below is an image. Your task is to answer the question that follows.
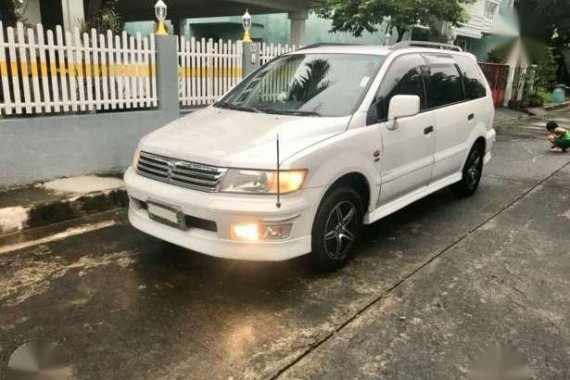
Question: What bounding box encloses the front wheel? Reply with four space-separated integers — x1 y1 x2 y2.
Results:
311 187 363 272
452 143 484 197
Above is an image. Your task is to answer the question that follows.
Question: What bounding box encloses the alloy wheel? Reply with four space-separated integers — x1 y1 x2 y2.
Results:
466 150 483 190
323 200 357 259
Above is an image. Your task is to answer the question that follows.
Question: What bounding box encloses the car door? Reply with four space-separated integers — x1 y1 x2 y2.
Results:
367 54 436 206
422 54 472 182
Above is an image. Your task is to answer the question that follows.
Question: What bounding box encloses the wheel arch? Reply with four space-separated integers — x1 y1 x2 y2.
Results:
321 171 372 214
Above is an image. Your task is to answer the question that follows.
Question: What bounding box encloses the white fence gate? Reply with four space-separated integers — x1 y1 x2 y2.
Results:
0 22 157 116
178 37 243 106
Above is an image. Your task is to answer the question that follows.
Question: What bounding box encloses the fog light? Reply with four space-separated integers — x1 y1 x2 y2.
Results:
231 223 259 241
231 223 292 241
261 224 292 240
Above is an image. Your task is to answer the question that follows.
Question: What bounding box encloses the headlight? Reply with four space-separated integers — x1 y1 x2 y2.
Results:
220 169 307 194
132 146 142 168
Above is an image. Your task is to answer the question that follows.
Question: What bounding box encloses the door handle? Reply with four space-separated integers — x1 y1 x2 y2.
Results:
424 126 434 135
468 113 475 121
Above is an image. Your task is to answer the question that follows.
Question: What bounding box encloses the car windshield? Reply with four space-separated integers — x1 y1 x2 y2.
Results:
215 53 386 117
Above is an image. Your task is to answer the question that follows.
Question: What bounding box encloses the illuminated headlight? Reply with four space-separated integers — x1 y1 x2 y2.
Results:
220 169 307 194
231 223 293 241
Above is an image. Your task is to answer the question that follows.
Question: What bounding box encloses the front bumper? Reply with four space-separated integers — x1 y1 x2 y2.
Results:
124 167 320 261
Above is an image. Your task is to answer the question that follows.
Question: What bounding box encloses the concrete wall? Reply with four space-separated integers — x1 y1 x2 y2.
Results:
0 110 177 187
0 35 181 189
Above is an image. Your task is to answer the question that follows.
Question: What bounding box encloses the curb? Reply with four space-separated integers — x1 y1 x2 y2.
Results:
0 188 127 236
543 101 570 111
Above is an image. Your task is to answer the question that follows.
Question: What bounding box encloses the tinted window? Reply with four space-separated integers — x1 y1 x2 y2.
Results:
372 54 426 121
425 65 465 108
455 56 487 100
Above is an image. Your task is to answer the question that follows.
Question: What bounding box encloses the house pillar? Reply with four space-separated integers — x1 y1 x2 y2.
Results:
61 0 85 31
288 10 308 46
155 35 180 115
242 41 260 77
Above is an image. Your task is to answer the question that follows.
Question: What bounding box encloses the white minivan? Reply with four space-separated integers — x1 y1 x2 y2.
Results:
125 41 496 271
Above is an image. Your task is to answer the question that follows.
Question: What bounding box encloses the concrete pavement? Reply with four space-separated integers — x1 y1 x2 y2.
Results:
0 109 569 380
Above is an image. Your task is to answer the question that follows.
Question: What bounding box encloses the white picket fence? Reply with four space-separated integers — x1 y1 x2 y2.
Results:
0 22 157 116
177 39 299 106
178 37 243 106
260 42 299 65
0 21 301 115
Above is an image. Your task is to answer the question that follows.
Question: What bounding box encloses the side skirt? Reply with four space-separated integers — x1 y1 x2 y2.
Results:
364 173 462 225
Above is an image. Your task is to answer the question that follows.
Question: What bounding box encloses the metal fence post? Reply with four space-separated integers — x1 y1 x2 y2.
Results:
155 34 179 116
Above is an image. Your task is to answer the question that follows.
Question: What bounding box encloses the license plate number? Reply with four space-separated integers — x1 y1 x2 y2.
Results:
148 202 182 227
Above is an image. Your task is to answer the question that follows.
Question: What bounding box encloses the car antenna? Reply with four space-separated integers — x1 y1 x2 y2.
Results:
276 133 281 209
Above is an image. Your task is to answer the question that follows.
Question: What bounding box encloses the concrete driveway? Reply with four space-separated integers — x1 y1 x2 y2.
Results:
1 109 569 380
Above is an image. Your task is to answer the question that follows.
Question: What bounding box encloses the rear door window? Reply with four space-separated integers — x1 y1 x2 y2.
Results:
455 56 487 100
425 64 465 109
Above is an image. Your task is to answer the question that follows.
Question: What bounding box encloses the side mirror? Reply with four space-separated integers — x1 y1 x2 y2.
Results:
386 95 421 130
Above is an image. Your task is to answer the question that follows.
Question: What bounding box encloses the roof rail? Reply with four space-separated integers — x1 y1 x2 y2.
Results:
390 41 463 52
296 43 354 51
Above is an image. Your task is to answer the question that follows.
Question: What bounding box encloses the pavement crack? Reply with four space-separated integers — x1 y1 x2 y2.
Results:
269 160 570 380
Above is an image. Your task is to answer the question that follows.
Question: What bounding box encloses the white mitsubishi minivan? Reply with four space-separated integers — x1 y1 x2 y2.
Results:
125 41 496 271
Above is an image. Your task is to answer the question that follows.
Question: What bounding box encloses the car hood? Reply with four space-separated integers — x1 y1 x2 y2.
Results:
140 106 351 168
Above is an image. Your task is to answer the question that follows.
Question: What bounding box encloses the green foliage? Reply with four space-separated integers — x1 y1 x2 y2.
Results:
487 40 515 63
515 0 570 46
311 0 474 40
525 39 557 89
537 88 553 104
488 38 557 91
85 0 123 34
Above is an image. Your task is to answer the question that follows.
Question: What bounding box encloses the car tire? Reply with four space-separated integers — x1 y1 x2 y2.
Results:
311 187 363 272
452 142 485 197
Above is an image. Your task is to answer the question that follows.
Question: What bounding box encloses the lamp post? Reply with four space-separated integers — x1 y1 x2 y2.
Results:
155 0 168 36
242 9 252 42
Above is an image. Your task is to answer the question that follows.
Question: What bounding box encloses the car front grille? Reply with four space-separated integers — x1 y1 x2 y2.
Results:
137 151 226 192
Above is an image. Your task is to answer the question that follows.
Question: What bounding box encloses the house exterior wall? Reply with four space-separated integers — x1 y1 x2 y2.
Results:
61 0 85 31
454 0 519 61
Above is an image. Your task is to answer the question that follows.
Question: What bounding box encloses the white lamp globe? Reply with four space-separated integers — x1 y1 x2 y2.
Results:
155 0 167 23
242 9 252 32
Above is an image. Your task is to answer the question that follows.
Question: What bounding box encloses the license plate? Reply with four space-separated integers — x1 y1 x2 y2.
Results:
147 201 184 228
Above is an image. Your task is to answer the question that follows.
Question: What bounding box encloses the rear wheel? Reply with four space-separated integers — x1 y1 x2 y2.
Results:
311 187 363 272
452 142 484 197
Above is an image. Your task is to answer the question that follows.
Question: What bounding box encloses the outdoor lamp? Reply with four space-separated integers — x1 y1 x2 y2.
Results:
155 0 168 36
242 9 252 42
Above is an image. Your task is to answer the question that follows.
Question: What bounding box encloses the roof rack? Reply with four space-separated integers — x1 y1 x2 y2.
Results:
390 41 463 52
296 43 355 51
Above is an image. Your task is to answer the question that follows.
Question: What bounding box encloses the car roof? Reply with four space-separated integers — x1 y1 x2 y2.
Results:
286 44 392 56
283 43 477 61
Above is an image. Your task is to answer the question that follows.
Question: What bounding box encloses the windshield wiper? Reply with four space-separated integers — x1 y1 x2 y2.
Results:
263 109 322 117
214 102 264 113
